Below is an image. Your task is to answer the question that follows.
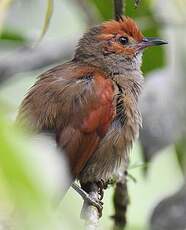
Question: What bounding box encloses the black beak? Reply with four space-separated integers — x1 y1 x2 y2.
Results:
138 37 168 50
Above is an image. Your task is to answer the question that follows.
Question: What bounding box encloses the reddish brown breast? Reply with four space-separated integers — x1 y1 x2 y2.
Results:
80 73 116 137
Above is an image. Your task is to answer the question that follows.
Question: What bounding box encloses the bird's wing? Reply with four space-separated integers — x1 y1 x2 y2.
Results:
18 63 115 177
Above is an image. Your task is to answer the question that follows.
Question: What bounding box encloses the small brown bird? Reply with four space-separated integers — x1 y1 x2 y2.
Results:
18 17 167 208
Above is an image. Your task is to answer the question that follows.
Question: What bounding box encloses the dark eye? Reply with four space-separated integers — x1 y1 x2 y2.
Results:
119 36 129 45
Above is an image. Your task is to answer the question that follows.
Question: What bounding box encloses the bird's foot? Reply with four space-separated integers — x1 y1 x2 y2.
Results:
97 179 108 200
107 177 117 186
72 182 103 213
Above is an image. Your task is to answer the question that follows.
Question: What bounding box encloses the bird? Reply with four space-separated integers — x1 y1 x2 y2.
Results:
17 17 167 211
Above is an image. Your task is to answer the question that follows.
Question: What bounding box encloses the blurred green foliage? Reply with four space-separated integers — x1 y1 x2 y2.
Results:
0 108 66 230
0 28 27 42
0 113 44 209
90 0 114 20
175 137 186 174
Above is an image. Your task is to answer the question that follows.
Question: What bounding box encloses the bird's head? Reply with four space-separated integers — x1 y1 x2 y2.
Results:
75 17 167 74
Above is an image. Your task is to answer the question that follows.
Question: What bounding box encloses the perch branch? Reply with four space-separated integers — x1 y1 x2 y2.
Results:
81 183 103 230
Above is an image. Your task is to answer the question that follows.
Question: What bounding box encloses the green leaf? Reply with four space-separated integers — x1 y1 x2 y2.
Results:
37 0 54 43
0 28 27 42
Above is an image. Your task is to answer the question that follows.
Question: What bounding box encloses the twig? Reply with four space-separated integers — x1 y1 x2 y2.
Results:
112 174 129 230
114 0 124 20
81 183 102 230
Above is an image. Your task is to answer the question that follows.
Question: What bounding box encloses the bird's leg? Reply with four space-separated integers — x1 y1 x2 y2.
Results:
81 181 106 218
72 182 103 212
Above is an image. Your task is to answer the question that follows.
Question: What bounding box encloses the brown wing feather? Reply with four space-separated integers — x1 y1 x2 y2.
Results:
58 127 100 176
18 62 115 177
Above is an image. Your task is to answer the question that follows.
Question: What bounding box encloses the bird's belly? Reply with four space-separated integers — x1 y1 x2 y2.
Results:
79 121 136 184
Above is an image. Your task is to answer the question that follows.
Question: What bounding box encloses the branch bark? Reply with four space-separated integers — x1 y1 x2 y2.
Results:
82 193 100 230
81 183 102 230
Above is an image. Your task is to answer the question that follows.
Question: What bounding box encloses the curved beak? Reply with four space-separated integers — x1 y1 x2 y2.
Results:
137 37 168 50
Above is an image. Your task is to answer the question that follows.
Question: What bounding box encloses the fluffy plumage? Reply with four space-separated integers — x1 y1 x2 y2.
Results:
100 17 143 41
18 17 146 187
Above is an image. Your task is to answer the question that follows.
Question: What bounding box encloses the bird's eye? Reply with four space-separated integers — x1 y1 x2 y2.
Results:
119 36 129 45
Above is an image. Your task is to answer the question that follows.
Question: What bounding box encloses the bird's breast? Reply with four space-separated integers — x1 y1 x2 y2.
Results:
79 75 142 184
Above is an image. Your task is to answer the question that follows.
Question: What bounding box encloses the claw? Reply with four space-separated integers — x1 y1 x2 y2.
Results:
85 194 103 212
97 180 106 200
72 182 103 216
